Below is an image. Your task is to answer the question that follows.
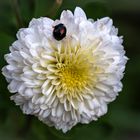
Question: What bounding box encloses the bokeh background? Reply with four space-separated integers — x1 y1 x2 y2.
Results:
0 0 140 140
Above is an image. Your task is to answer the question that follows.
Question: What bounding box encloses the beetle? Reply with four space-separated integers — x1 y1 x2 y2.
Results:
53 23 67 41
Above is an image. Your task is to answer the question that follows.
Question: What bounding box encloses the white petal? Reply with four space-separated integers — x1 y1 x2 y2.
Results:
60 10 73 21
8 80 21 93
74 7 87 20
24 88 34 97
32 63 48 74
42 110 51 118
42 81 54 96
56 103 64 117
29 17 54 27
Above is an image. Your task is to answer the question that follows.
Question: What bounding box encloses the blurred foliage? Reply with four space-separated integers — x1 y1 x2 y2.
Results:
0 0 140 140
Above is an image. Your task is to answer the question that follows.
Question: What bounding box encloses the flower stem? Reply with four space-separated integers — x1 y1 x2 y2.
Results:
47 0 63 18
11 0 23 28
28 0 35 17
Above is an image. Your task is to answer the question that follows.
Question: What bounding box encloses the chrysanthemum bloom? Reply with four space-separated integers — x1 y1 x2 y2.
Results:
2 7 127 132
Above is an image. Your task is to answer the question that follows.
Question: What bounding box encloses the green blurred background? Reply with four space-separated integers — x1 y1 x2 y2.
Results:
0 0 140 140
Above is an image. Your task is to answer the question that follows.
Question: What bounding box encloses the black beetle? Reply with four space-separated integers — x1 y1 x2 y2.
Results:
53 23 67 41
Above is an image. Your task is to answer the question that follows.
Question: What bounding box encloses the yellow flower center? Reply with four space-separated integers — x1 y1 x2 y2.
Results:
58 63 88 91
54 43 102 99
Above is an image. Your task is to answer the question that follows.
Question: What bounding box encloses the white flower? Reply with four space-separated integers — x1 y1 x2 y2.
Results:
2 7 127 133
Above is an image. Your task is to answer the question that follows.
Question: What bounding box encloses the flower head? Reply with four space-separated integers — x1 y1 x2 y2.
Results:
2 7 127 132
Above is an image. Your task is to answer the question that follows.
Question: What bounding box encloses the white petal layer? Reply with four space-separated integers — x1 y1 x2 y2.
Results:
2 7 127 133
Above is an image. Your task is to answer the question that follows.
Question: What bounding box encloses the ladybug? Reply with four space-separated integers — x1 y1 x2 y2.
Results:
53 23 67 41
